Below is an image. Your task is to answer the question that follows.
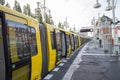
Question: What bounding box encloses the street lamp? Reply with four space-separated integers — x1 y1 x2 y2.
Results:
105 0 113 11
105 6 112 11
94 0 101 8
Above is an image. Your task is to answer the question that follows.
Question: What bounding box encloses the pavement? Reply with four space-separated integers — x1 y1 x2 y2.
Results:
63 41 120 80
43 41 120 80
43 44 85 80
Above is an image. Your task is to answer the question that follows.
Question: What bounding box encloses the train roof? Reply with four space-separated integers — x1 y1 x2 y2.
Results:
0 5 39 27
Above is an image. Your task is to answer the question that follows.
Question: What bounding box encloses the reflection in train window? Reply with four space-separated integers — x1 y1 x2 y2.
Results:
29 27 37 56
7 20 30 63
55 32 62 51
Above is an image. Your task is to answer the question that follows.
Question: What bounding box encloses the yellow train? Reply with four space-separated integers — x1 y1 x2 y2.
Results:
0 5 81 80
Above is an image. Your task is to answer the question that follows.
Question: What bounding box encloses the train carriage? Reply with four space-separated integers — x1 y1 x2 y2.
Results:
0 5 42 80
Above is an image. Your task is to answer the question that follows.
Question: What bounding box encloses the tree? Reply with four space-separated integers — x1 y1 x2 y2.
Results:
0 0 5 5
46 13 51 24
35 8 43 23
23 5 27 15
30 12 36 18
50 19 54 25
58 22 62 28
5 2 11 8
69 28 73 32
37 11 42 23
45 13 54 25
58 22 64 29
73 26 76 32
13 0 22 13
23 4 31 16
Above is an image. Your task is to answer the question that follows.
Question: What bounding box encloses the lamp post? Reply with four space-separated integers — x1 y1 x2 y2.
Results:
91 17 97 48
43 0 46 22
111 0 118 56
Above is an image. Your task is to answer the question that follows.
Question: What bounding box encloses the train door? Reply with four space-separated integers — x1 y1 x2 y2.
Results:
7 21 31 80
0 11 6 80
39 24 48 78
0 12 31 80
55 31 67 59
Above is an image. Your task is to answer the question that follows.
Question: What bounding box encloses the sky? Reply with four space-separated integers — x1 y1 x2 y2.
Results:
5 0 120 31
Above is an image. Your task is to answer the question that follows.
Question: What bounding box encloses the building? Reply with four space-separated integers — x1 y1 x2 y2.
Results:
96 15 112 53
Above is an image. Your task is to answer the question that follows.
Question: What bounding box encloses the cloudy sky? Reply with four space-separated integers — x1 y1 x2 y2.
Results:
5 0 120 30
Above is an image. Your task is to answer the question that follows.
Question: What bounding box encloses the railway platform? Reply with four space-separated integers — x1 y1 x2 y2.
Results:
43 41 120 80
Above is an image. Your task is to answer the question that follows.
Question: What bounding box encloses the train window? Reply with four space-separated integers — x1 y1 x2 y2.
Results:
29 27 37 56
7 20 31 63
66 35 70 49
76 36 79 46
50 32 56 49
70 35 75 50
75 36 78 47
55 32 62 50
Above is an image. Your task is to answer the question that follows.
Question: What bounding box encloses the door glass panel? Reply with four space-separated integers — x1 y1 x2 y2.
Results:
70 35 74 50
29 27 37 56
7 20 30 63
55 31 62 60
61 32 66 56
55 32 62 50
66 35 70 52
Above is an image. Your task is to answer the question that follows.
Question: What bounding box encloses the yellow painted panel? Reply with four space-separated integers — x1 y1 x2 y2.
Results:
48 50 56 71
31 26 42 80
12 65 30 80
78 36 81 46
5 14 27 24
47 31 56 71
67 45 72 57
